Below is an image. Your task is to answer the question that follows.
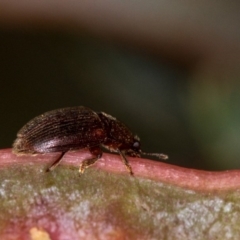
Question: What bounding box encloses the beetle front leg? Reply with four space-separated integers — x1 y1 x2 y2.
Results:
79 147 102 174
117 150 134 176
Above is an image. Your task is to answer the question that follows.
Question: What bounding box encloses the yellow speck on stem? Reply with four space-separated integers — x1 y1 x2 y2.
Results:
30 227 51 240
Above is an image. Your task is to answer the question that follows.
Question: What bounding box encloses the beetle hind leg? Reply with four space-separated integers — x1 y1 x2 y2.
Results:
46 152 66 172
79 147 102 174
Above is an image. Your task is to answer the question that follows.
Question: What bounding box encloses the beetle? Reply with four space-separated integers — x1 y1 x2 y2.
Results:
13 106 168 175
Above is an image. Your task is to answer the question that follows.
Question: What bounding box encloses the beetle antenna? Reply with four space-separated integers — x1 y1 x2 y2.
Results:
141 152 168 160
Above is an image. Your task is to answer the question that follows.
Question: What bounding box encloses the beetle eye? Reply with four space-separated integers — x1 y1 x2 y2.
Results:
133 141 140 149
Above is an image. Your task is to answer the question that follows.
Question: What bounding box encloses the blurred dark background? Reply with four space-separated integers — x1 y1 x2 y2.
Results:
1 1 240 170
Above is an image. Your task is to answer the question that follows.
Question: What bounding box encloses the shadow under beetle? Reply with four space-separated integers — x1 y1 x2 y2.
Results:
13 106 168 175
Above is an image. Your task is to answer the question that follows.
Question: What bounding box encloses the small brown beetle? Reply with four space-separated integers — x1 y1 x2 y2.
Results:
13 106 168 175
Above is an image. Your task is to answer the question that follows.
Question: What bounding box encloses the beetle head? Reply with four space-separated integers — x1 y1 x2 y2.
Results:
124 135 142 157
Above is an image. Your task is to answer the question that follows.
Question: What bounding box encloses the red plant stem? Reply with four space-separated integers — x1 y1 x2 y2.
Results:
1 148 240 192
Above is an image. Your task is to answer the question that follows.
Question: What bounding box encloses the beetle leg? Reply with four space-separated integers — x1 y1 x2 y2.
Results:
79 147 102 174
46 152 66 172
117 150 134 176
